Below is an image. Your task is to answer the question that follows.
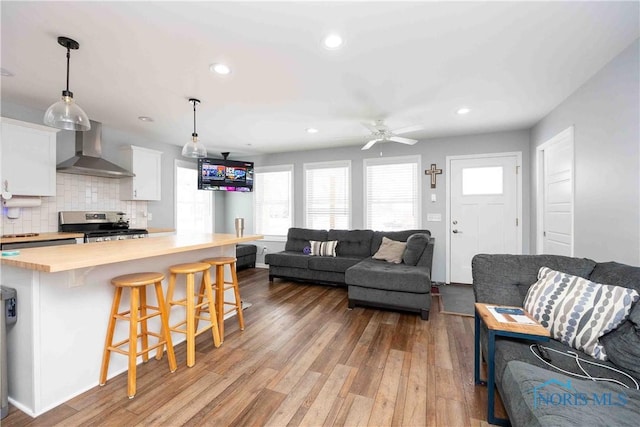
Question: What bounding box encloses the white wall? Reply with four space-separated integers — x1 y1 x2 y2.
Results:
234 129 531 282
530 39 640 265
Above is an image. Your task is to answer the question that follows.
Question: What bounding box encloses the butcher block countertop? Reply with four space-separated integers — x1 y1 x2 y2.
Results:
147 227 176 234
0 232 84 244
1 233 263 273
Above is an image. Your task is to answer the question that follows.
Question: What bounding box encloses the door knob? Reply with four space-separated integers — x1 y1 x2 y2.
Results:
452 229 460 234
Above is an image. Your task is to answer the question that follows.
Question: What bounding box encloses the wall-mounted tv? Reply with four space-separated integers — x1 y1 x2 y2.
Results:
197 158 254 192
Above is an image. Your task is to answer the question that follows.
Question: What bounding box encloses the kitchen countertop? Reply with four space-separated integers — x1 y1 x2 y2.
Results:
0 232 84 244
147 227 176 234
1 233 263 273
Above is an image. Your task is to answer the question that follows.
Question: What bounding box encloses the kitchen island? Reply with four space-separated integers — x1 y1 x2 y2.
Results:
1 233 262 417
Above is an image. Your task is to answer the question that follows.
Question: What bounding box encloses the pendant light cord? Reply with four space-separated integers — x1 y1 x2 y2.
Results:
66 47 71 93
192 100 198 138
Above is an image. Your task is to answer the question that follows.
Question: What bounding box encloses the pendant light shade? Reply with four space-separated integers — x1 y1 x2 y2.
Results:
44 37 91 131
182 98 208 158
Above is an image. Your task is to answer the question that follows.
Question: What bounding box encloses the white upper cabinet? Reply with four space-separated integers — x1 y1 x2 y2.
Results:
1 117 59 196
119 145 162 200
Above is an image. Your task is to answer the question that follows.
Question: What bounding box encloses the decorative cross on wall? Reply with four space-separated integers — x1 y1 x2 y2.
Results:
425 164 443 188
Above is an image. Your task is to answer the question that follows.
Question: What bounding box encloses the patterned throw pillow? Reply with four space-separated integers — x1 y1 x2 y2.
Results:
524 267 640 361
309 240 338 257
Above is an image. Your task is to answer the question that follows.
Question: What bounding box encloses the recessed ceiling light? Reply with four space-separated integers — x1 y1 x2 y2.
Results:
306 128 319 134
0 68 14 77
456 107 471 115
138 116 154 122
323 33 343 50
210 63 231 75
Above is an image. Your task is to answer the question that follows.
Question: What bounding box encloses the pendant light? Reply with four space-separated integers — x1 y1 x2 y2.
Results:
181 98 208 158
44 36 91 131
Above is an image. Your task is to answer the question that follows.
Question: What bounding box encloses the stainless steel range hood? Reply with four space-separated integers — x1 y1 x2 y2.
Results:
56 121 134 178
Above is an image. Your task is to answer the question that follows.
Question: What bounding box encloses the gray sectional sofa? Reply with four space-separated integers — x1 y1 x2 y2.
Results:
473 254 640 426
265 227 434 319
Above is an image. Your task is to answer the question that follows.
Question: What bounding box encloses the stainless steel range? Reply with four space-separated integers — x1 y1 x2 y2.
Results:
59 211 148 243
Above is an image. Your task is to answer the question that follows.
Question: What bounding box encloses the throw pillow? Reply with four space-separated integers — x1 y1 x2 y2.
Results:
309 240 338 257
372 237 407 264
402 233 429 266
523 266 640 361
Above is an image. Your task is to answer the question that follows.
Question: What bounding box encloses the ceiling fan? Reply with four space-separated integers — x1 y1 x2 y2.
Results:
361 120 423 150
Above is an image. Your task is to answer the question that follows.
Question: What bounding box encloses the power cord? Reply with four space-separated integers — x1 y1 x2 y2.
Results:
528 344 639 390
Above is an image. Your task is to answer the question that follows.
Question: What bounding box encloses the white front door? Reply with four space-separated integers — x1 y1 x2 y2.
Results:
448 154 521 284
537 127 574 256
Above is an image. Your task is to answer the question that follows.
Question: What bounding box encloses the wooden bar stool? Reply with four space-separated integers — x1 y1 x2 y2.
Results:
161 262 221 367
201 257 244 342
100 272 177 399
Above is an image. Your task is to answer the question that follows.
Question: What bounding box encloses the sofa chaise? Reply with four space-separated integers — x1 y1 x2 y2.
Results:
473 254 640 426
265 227 434 319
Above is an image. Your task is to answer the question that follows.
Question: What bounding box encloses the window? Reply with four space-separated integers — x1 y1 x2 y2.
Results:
304 161 350 229
254 165 293 236
364 156 420 231
462 166 503 195
175 161 213 233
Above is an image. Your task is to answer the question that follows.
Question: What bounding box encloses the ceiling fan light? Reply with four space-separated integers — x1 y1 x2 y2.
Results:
44 95 91 131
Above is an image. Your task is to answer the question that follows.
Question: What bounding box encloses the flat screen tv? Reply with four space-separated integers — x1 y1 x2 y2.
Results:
197 158 254 192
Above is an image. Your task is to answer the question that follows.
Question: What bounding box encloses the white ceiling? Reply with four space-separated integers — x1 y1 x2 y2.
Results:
1 1 638 155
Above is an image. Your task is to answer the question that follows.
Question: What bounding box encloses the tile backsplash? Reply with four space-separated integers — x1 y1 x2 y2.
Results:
1 173 147 235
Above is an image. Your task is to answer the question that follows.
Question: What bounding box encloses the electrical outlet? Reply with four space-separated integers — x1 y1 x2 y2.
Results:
148 213 153 221
263 246 268 254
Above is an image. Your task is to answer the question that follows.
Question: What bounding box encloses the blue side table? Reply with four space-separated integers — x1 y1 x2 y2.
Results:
474 303 549 426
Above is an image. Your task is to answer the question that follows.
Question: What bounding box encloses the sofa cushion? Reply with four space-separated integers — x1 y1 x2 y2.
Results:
601 319 640 381
328 229 373 257
472 254 597 308
487 333 637 390
592 262 640 377
371 229 430 255
524 267 639 360
589 261 640 294
402 233 429 266
285 228 328 252
346 258 431 293
264 251 310 269
308 256 362 273
372 237 406 264
310 240 338 257
501 360 640 427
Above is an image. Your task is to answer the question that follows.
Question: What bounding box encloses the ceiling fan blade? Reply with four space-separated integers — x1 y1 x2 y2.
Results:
392 124 423 135
389 136 417 145
362 139 381 150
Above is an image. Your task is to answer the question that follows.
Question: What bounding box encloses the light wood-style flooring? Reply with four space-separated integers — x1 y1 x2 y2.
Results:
4 268 506 426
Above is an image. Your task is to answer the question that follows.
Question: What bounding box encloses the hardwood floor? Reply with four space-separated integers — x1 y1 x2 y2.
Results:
4 268 506 426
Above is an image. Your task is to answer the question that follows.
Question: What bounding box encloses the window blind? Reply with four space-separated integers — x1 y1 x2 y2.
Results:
304 161 350 229
365 157 420 231
254 165 293 236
